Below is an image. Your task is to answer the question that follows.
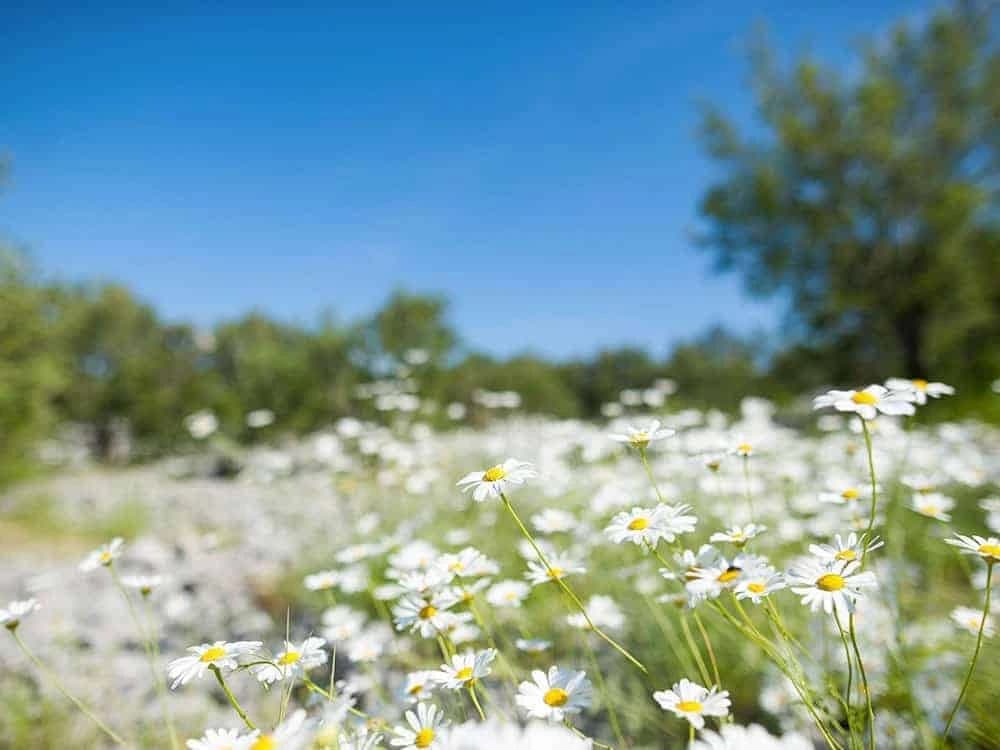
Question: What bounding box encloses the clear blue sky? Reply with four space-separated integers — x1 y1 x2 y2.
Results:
1 1 933 359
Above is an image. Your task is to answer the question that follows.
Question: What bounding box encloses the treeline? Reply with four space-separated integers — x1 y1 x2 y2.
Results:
3 246 993 481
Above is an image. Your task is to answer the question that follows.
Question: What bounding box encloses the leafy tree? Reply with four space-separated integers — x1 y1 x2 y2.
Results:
698 0 999 393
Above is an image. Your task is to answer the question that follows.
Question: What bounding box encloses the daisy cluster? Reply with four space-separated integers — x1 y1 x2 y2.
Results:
2 376 998 750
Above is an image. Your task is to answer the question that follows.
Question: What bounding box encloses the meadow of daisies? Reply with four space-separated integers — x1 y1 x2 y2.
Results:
2 379 998 749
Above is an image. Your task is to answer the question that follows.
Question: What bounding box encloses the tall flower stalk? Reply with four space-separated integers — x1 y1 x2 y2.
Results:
943 561 994 739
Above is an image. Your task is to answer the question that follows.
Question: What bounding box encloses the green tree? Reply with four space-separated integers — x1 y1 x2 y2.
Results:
698 0 999 393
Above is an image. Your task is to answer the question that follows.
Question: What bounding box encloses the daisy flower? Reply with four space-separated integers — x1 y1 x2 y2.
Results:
813 385 916 420
690 723 812 750
808 533 883 564
531 508 578 534
950 606 995 638
393 594 456 638
786 559 877 616
819 480 872 507
605 504 697 547
486 580 531 608
403 670 437 702
686 552 762 602
516 666 593 722
252 637 328 684
433 547 498 579
608 420 676 449
945 534 1000 564
710 524 766 548
322 605 367 642
246 709 314 750
186 728 255 750
390 703 445 750
456 459 537 502
885 378 955 405
79 537 125 572
909 492 954 522
167 640 262 689
525 554 585 587
653 678 731 729
515 638 552 653
431 649 496 690
734 565 786 604
1 599 40 631
121 574 163 597
304 570 341 591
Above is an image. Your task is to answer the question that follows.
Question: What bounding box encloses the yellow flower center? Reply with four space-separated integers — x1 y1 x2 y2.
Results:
747 582 766 594
408 683 424 695
278 650 301 666
841 488 860 500
851 391 878 405
543 687 570 707
706 460 721 472
250 736 275 750
200 646 227 662
630 431 650 446
835 549 857 561
415 728 435 748
717 566 742 584
737 443 752 454
419 605 438 620
627 517 649 531
816 573 846 592
912 379 928 390
455 666 474 681
482 466 506 482
99 551 113 564
919 505 939 516
977 543 1000 559
547 567 564 579
677 700 703 713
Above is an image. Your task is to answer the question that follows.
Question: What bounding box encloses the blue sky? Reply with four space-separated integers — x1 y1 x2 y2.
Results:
1 1 933 358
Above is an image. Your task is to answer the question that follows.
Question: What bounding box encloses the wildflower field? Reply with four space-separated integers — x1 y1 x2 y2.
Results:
2 380 998 749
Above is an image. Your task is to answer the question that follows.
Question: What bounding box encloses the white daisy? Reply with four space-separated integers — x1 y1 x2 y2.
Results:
950 606 995 638
1 599 40 631
818 479 872 507
390 703 445 750
456 459 537 502
885 378 955 405
710 524 766 548
525 554 586 587
945 534 1000 564
403 670 437 703
186 728 255 750
167 640 262 689
608 420 676 449
321 605 367 642
246 709 314 750
813 385 916 420
531 508 579 534
431 649 496 690
653 678 731 729
808 533 883 564
516 666 592 722
734 565 786 604
909 492 954 522
605 504 697 547
304 570 341 591
121 574 163 597
393 594 456 638
79 537 125 572
515 638 552 653
433 547 498 579
486 580 531 608
690 723 812 750
252 637 327 684
786 559 877 616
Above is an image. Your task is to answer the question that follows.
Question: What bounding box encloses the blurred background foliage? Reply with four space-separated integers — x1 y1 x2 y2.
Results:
0 0 996 479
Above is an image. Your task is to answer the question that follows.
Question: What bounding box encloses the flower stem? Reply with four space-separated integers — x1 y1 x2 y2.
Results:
209 664 255 730
848 614 875 750
859 418 878 551
943 562 993 739
10 630 126 745
468 682 486 720
500 492 647 673
638 447 665 503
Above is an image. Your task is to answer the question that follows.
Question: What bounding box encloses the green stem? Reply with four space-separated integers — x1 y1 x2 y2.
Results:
10 630 126 745
943 563 993 739
565 721 615 750
209 664 255 730
582 632 628 749
833 610 859 750
501 493 647 674
679 613 712 687
742 455 755 518
848 614 875 750
638 447 665 503
468 682 486 720
692 612 721 688
302 676 372 721
859 418 878 551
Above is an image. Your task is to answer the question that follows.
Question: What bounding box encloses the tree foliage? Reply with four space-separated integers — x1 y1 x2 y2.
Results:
698 0 999 393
